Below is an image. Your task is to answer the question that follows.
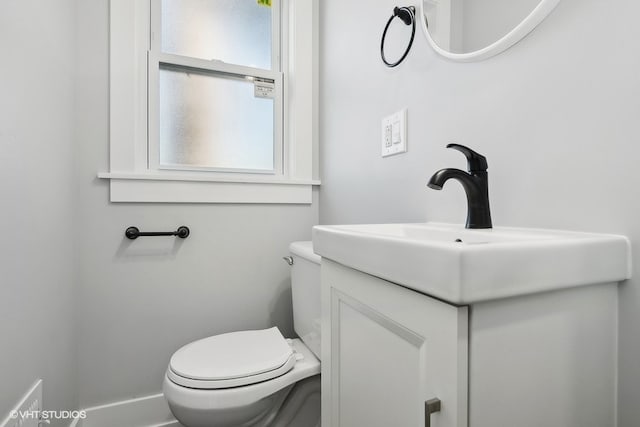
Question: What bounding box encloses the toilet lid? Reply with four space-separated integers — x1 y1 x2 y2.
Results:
169 327 296 388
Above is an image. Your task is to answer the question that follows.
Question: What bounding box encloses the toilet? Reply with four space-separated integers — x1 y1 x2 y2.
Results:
163 241 321 427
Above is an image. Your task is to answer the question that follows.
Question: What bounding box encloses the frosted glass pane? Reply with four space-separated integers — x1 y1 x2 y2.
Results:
161 0 272 70
159 67 274 171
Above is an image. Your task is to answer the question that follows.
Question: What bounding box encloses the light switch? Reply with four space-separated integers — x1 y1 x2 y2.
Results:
392 120 401 144
381 109 407 157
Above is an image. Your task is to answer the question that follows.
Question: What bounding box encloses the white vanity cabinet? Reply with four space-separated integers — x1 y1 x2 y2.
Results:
321 259 619 427
321 260 469 427
315 222 629 427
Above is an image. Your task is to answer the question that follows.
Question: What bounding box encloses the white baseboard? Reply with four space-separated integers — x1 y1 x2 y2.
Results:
0 380 43 427
1 383 177 427
77 393 181 427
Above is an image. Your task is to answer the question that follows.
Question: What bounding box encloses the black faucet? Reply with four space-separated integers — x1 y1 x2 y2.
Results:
427 144 492 229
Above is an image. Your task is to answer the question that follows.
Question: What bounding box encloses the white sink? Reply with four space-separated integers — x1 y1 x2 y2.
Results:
312 222 631 304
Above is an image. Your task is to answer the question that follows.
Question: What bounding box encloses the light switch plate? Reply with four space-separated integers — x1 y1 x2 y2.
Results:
381 109 407 157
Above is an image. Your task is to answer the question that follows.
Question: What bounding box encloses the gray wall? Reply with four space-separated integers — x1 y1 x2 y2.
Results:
463 0 542 52
0 1 78 425
75 0 319 407
319 0 640 425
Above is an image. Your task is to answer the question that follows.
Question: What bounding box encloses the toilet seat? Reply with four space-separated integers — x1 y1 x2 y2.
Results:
164 338 320 414
168 327 298 389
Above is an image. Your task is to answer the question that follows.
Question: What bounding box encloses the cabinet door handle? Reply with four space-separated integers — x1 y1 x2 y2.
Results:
424 398 441 427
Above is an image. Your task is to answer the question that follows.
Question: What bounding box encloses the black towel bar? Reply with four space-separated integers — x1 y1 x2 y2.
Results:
125 226 190 240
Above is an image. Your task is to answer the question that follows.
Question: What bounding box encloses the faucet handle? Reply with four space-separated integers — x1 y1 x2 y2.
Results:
446 143 488 172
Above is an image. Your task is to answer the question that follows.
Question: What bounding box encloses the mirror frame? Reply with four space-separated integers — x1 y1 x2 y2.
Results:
420 0 560 62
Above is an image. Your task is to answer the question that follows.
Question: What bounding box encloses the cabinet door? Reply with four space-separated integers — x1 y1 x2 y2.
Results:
321 260 468 427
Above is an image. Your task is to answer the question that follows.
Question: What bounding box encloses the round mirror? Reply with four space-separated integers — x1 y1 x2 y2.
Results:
420 0 560 61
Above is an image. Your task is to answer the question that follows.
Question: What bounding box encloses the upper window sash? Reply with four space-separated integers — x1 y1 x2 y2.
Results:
152 0 281 72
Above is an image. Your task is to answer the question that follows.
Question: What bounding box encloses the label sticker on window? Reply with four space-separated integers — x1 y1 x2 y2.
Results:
257 0 271 7
254 80 275 99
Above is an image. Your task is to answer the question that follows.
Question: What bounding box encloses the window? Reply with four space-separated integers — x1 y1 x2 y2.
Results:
102 0 319 203
154 0 280 173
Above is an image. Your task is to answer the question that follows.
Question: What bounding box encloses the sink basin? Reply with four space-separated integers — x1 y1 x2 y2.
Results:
312 222 631 304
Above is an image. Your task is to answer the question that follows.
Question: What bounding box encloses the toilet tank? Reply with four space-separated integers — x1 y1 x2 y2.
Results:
289 241 321 359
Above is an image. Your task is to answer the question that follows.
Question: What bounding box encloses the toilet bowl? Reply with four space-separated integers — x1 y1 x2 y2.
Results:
163 242 321 427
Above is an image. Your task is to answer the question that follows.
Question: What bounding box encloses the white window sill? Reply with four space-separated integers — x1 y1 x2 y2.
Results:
98 172 320 204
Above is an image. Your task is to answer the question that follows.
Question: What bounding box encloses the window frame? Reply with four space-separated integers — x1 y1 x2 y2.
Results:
101 0 319 203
